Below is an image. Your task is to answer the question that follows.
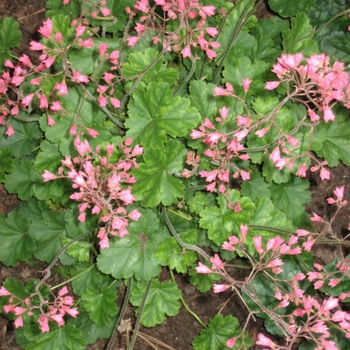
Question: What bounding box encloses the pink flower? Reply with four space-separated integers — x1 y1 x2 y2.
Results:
255 128 268 137
181 45 191 58
296 163 307 177
320 168 331 181
256 333 276 347
0 287 11 296
195 262 212 274
127 36 140 47
322 105 335 122
242 78 252 93
72 70 89 83
58 286 69 297
205 48 216 60
213 284 230 293
253 236 263 254
14 316 23 328
311 321 329 335
321 296 338 312
42 170 57 182
265 81 280 90
333 186 344 200
226 337 237 348
22 93 34 107
87 128 99 138
128 209 142 221
206 27 219 37
210 254 224 270
100 7 111 17
110 97 120 108
38 19 53 38
5 125 14 137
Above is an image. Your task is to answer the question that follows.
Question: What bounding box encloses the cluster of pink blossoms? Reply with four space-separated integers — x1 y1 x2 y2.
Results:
126 0 220 59
184 81 252 193
265 53 350 123
0 285 78 333
0 4 122 137
42 138 143 249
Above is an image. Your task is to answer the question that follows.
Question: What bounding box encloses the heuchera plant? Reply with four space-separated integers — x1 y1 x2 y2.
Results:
1 0 350 349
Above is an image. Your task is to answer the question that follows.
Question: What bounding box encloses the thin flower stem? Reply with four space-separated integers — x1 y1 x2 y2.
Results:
169 269 207 329
106 278 133 350
128 279 152 350
34 229 94 314
50 263 95 291
163 207 211 261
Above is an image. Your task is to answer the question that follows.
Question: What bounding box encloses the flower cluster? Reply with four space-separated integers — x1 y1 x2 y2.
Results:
0 285 78 333
42 138 143 249
127 0 220 59
265 53 350 123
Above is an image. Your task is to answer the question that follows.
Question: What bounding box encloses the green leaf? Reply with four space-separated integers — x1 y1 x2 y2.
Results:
0 17 21 71
320 32 350 66
311 106 350 166
130 279 181 327
282 12 319 55
125 82 201 149
187 192 210 214
34 140 62 173
108 0 136 32
0 119 42 157
71 263 112 296
97 209 166 281
189 81 217 119
192 315 245 350
132 139 186 207
81 286 118 326
156 230 198 273
4 160 36 200
46 0 81 19
199 191 255 246
268 0 316 18
270 176 310 226
188 265 221 293
28 210 66 263
0 149 14 182
240 171 271 201
26 325 86 350
61 237 92 262
68 307 115 345
122 48 178 84
0 211 35 266
223 57 271 95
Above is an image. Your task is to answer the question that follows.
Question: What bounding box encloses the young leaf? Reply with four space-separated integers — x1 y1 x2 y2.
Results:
0 211 35 266
25 325 86 350
282 12 319 55
156 230 198 273
199 191 255 246
34 140 62 173
81 286 118 327
122 48 178 84
132 139 186 207
0 17 22 71
97 209 167 281
125 82 201 149
130 279 181 327
192 315 246 350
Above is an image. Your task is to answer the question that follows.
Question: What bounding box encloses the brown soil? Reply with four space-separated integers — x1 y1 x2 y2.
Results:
0 1 349 350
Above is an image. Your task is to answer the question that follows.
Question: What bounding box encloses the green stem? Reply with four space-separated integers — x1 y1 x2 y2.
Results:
213 0 260 83
163 207 211 261
50 263 95 291
106 278 133 350
128 279 151 350
174 56 198 96
169 269 207 329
